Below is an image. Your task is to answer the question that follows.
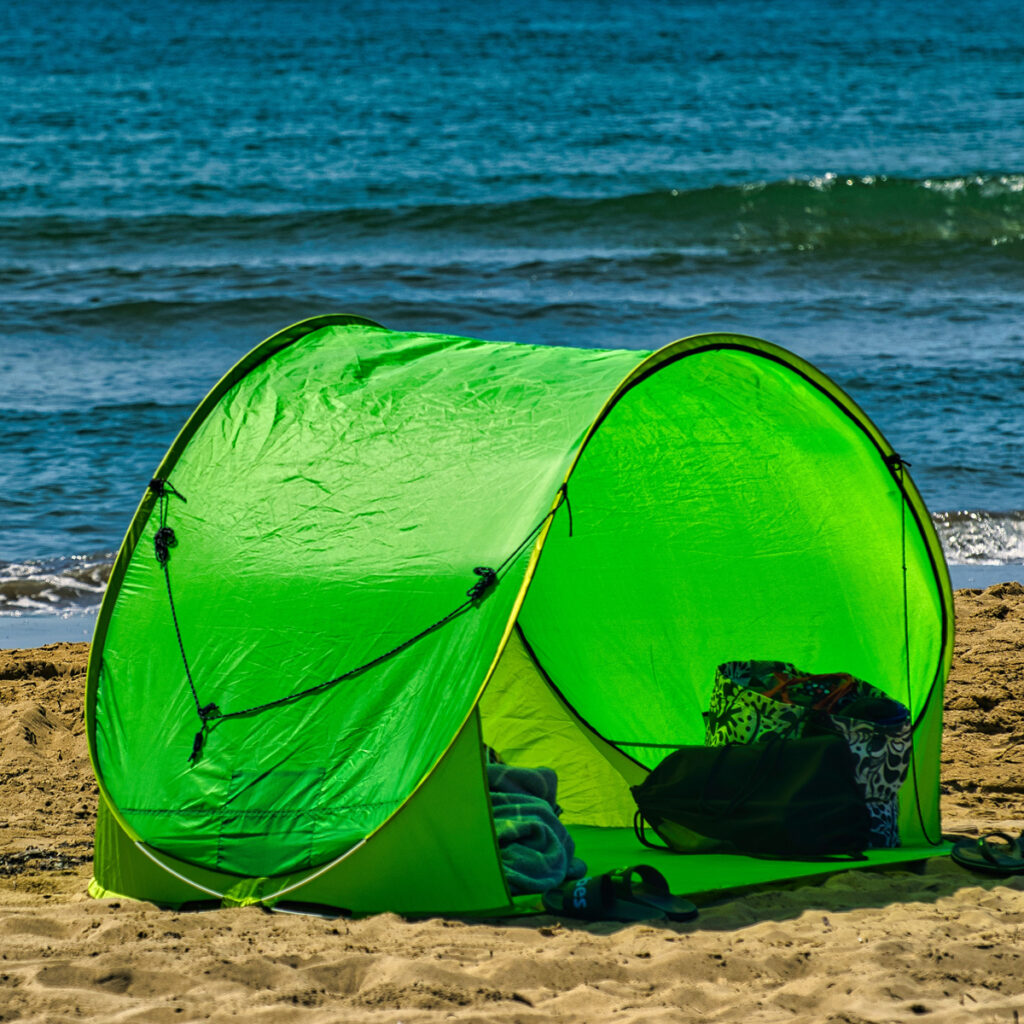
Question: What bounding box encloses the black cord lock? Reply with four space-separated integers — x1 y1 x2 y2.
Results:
467 566 498 605
188 703 222 764
154 526 177 565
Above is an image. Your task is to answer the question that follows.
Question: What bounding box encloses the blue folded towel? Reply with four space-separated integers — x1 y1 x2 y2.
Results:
486 760 587 896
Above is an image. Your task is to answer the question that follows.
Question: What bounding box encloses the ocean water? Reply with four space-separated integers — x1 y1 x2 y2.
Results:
1 0 1022 644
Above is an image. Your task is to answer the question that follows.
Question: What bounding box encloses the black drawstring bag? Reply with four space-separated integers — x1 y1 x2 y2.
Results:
631 734 873 858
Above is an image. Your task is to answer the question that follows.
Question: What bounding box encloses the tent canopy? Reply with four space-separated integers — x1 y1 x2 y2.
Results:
86 315 952 914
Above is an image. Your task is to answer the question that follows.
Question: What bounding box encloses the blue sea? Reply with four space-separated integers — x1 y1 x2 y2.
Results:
1 0 1022 647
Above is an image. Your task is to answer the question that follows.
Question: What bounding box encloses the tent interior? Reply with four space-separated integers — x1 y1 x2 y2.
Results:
87 317 952 915
479 340 951 903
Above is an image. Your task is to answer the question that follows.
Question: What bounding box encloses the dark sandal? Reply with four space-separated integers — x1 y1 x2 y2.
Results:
608 864 699 922
542 873 667 922
951 831 1024 876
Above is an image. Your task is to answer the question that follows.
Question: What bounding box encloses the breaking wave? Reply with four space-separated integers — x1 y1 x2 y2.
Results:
932 510 1024 566
0 554 113 616
4 174 1024 258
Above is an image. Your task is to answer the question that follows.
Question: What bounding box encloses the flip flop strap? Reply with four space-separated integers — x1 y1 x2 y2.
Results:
977 831 1018 865
610 864 670 900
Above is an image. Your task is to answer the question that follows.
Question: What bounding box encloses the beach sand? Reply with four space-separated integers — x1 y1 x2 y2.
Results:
2 583 1023 1023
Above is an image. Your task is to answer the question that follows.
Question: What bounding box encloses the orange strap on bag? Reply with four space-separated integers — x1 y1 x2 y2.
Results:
764 671 857 711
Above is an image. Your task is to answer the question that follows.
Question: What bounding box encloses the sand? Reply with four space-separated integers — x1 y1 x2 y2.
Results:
2 584 1024 1023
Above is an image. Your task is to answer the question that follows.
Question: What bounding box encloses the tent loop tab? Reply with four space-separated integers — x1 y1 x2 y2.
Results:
149 477 188 503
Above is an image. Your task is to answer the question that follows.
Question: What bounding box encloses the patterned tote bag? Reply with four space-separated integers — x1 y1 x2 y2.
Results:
704 660 912 848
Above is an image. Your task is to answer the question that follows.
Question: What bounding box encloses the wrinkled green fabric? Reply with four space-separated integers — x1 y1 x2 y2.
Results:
89 320 951 887
92 322 644 876
519 348 944 765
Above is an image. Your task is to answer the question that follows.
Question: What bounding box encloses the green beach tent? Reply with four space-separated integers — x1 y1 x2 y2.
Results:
86 315 953 914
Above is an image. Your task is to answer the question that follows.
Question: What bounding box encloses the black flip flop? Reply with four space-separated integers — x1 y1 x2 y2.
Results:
607 865 699 922
951 831 1024 876
541 873 667 922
